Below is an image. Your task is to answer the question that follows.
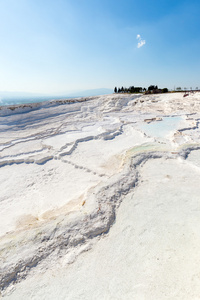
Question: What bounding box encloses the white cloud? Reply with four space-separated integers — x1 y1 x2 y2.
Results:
137 39 146 48
136 34 146 48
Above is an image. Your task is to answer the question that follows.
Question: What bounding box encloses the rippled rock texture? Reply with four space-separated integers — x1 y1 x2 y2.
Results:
1 92 200 299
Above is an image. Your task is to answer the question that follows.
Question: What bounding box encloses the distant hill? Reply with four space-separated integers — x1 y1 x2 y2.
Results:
66 88 113 97
0 88 113 100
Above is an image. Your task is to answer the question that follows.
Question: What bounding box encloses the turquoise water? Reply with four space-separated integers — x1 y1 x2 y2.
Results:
141 116 182 138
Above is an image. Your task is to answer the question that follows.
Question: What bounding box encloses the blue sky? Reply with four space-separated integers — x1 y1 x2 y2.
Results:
0 0 199 94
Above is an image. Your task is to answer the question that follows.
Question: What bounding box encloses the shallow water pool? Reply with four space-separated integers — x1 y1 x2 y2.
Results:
141 116 183 138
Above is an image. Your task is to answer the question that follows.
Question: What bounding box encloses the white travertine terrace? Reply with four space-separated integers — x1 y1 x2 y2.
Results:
1 92 200 299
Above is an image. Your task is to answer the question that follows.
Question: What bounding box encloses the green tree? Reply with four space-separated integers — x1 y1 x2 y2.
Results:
148 85 158 91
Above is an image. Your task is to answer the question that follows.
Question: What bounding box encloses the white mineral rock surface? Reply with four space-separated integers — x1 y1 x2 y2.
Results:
1 93 200 299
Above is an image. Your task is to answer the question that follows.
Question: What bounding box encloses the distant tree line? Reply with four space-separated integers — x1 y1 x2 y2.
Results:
176 87 199 91
114 86 145 93
114 85 168 94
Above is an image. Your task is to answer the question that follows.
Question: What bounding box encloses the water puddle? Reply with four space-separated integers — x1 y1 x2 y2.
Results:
141 116 183 138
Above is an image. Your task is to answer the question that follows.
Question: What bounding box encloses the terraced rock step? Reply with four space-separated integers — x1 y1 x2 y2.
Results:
1 92 200 298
